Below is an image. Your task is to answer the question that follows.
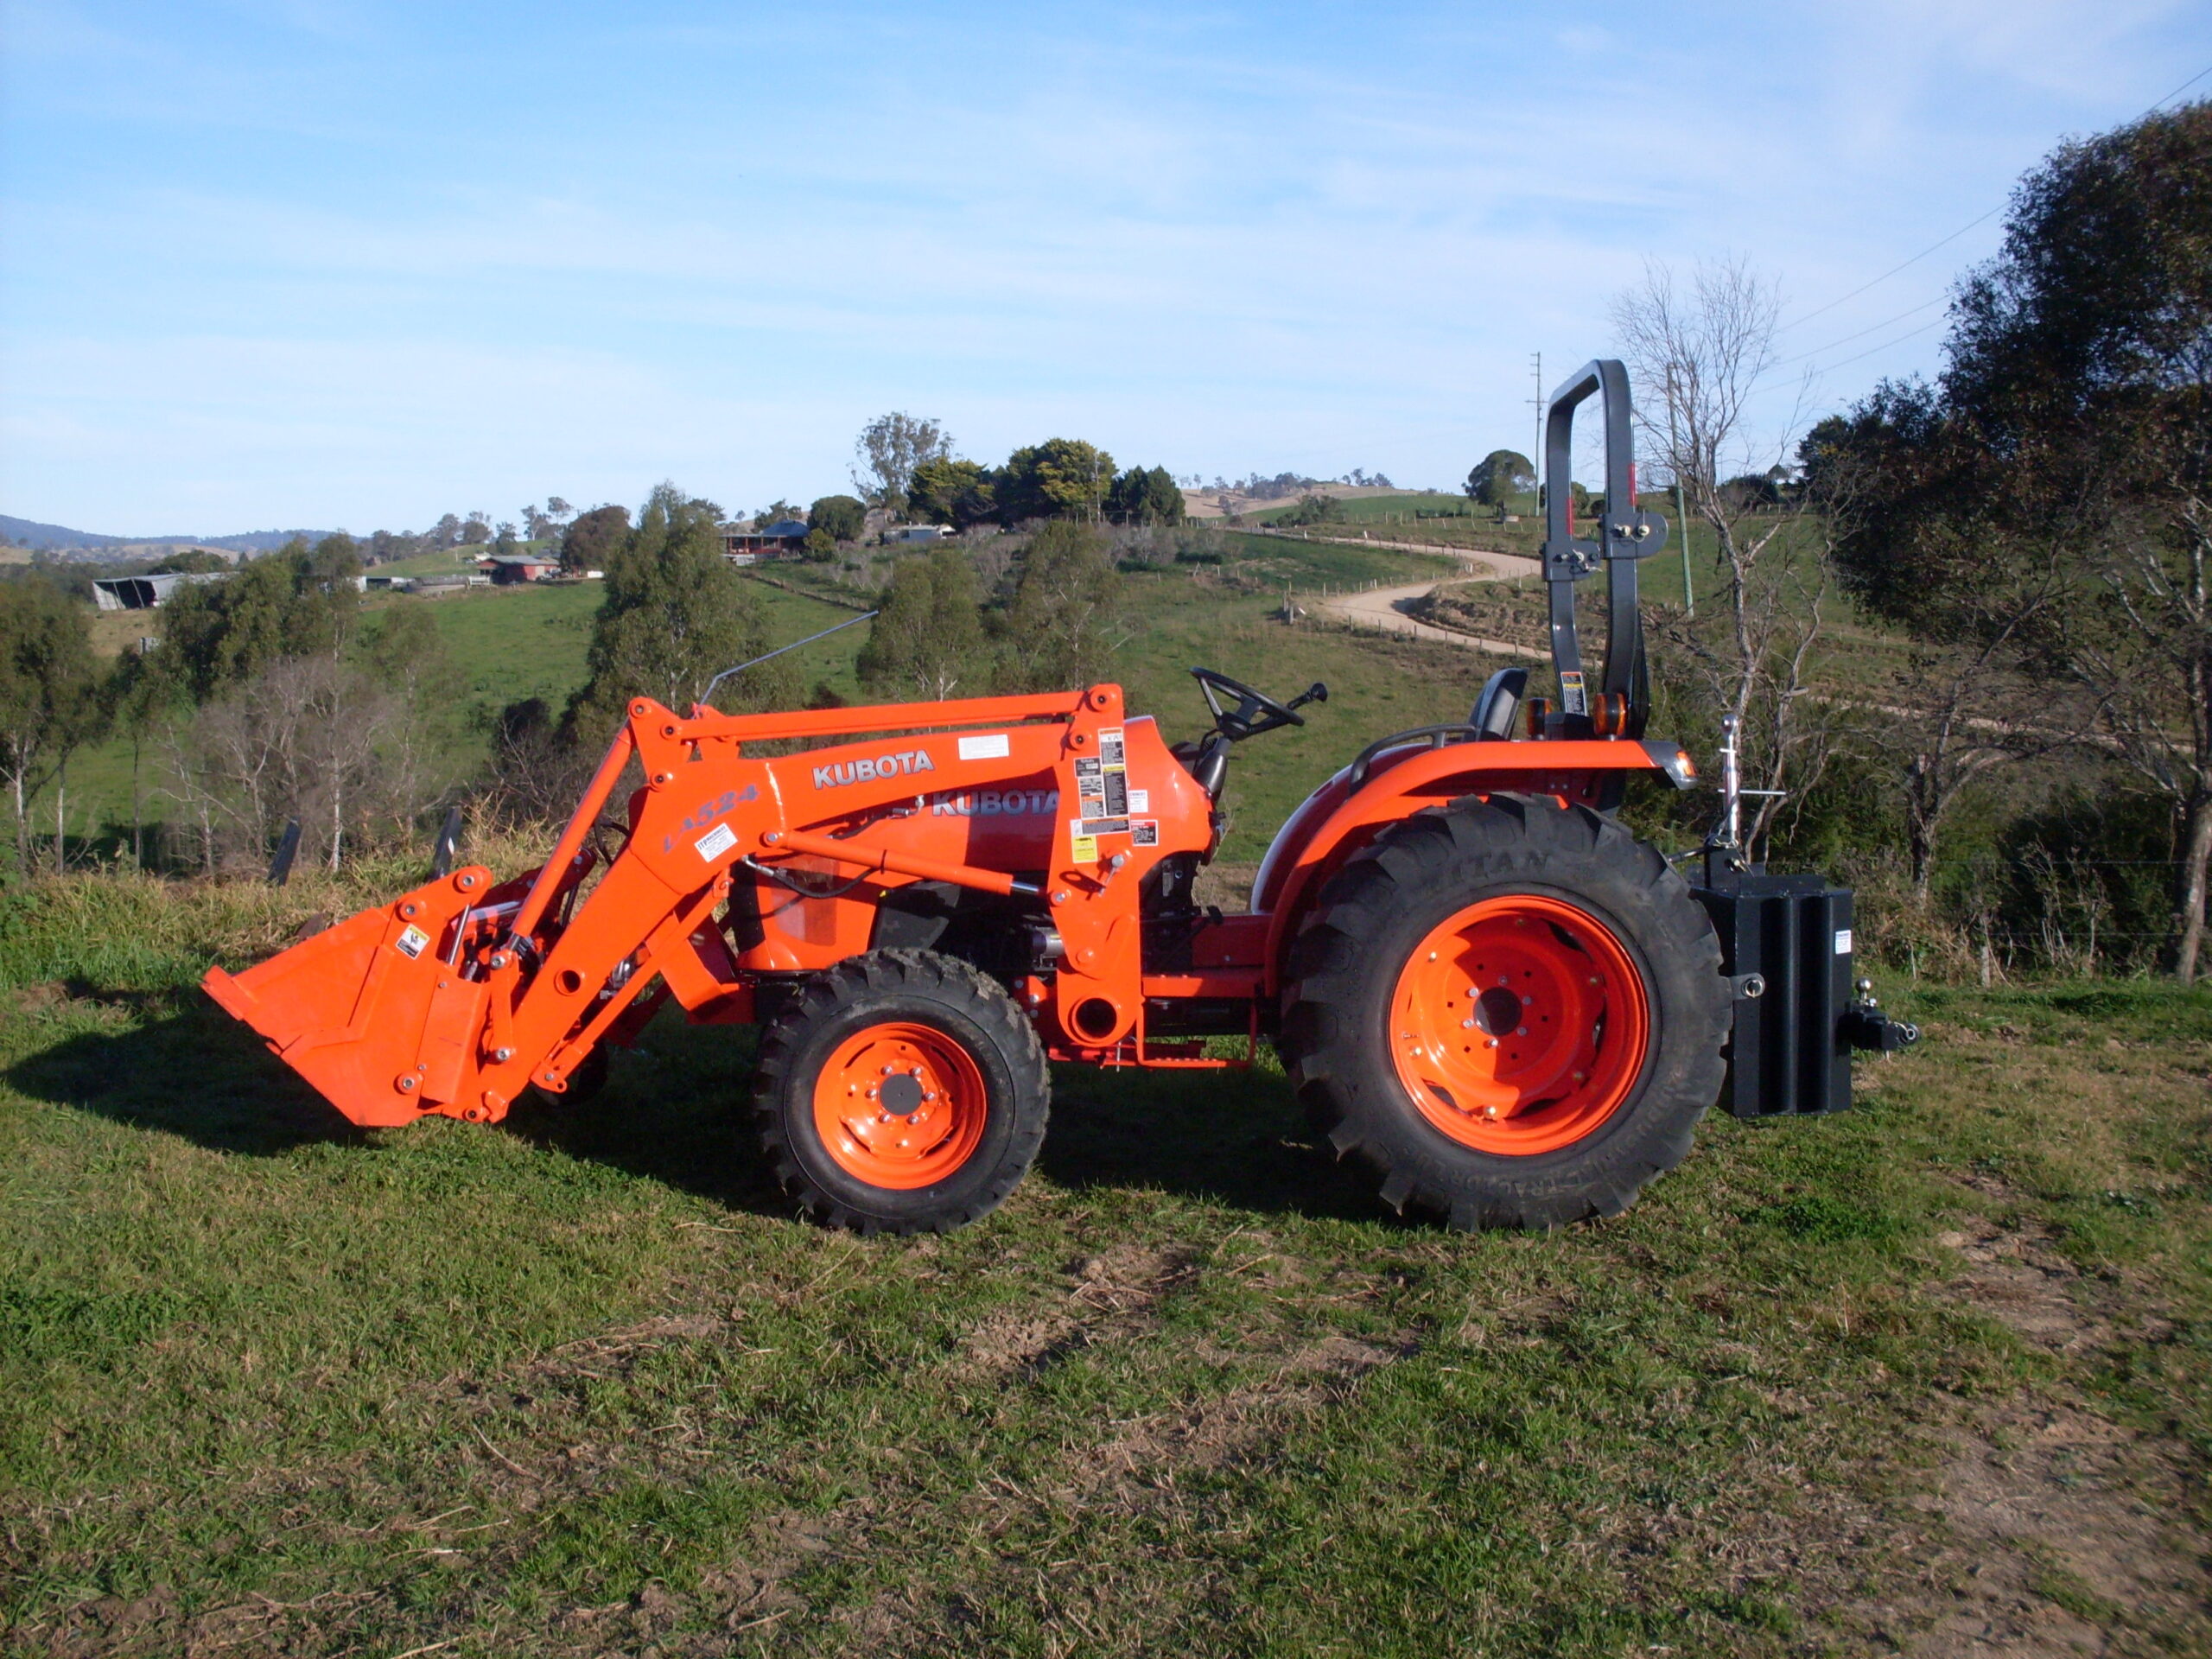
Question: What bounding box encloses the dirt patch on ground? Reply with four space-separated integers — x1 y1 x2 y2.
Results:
954 1243 1201 1382
1839 1215 2212 1656
1878 1400 2211 1656
1931 1216 2112 1355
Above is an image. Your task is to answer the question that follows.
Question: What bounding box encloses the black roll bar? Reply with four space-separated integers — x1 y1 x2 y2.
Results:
1540 359 1669 738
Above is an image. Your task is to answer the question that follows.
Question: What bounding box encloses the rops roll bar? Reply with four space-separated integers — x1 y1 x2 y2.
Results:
1539 359 1669 739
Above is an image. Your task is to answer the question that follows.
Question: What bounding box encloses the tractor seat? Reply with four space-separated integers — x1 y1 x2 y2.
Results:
1171 734 1231 800
1470 667 1528 741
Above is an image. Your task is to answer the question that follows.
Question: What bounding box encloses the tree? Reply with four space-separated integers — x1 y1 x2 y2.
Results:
856 544 986 700
460 512 493 547
1106 465 1186 526
909 457 995 529
560 504 629 575
752 499 802 530
997 439 1116 524
1277 492 1343 527
1614 257 1834 857
155 537 361 703
0 577 103 873
163 654 411 874
524 497 575 542
807 494 867 543
429 513 463 550
563 483 795 749
149 550 228 575
852 412 953 514
1465 449 1535 507
1827 101 2212 978
995 520 1122 692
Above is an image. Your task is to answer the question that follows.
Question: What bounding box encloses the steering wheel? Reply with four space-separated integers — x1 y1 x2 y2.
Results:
1190 667 1323 742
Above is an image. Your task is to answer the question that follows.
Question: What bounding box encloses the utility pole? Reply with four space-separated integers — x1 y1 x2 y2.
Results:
1664 365 1694 617
1528 352 1543 515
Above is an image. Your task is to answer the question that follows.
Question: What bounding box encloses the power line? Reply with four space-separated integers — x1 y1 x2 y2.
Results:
1778 209 2001 335
1803 317 1945 378
1769 294 1948 371
1779 60 2212 336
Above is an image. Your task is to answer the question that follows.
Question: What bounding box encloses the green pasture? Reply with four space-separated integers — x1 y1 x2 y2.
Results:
1 874 2206 1655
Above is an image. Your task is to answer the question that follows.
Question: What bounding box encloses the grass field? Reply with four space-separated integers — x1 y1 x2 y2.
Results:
1 872 2207 1656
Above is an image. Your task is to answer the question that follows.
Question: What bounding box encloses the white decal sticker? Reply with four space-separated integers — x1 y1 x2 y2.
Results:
395 925 430 959
695 822 738 861
1128 788 1149 814
958 733 1011 760
1834 928 1853 956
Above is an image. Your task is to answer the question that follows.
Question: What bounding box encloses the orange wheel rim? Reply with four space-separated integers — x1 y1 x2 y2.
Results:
811 1021 988 1190
1389 894 1650 1155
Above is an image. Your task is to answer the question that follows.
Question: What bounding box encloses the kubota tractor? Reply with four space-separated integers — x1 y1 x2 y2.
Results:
205 361 1915 1234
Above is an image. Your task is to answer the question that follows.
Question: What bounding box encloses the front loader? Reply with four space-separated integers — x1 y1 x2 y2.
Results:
205 360 1915 1233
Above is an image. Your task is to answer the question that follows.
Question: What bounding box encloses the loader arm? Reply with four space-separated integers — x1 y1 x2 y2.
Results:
203 683 1217 1126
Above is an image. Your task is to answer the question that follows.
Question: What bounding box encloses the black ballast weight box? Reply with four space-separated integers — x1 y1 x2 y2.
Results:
1690 874 1855 1119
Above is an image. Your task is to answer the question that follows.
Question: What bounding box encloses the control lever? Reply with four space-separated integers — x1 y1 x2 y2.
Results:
1286 683 1329 713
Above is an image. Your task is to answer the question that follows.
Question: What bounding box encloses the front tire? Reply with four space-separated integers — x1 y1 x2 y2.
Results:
753 950 1050 1235
1280 796 1728 1230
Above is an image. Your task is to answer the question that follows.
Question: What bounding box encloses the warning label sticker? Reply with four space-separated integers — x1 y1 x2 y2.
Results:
1099 727 1128 816
1073 754 1105 817
695 822 738 861
1132 819 1159 847
395 924 430 960
1079 817 1129 837
1559 671 1588 715
1069 821 1097 863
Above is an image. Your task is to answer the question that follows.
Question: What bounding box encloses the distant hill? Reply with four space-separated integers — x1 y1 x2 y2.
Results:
0 515 338 555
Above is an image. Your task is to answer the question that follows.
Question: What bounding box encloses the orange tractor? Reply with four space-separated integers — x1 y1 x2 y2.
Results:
206 361 1914 1233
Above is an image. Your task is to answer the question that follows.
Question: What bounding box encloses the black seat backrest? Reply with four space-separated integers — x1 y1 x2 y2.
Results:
1471 667 1529 740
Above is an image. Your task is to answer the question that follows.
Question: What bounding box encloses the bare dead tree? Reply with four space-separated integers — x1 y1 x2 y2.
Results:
1614 257 1829 853
162 656 413 874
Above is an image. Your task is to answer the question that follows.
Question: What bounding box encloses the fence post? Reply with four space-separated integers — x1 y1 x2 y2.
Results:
269 819 302 887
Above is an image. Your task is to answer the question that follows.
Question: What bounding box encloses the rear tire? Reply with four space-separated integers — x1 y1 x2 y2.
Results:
1280 795 1727 1230
753 950 1051 1235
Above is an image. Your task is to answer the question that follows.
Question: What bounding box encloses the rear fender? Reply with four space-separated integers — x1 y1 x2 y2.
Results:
1255 738 1691 990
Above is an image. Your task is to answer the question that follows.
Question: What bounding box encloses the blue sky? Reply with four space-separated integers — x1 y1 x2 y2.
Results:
3 1 2209 535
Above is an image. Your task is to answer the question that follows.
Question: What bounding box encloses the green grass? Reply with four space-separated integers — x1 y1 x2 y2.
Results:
2 874 2207 1655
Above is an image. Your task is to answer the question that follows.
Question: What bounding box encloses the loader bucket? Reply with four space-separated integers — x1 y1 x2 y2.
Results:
202 867 501 1128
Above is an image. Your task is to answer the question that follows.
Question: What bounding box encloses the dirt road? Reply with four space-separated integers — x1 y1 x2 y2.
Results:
1320 555 1546 661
